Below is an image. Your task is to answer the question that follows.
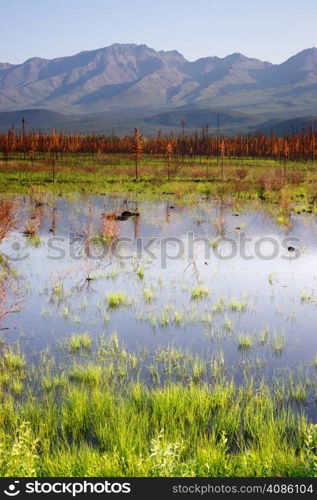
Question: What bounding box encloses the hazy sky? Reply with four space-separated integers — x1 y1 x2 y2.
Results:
1 0 316 64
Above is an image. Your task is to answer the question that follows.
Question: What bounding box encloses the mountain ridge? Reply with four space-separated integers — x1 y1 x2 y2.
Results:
1 44 317 116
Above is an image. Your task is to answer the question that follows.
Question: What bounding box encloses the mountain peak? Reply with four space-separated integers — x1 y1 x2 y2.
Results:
1 45 317 116
282 47 317 64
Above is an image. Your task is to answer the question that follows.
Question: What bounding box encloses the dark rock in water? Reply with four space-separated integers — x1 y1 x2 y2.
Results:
232 213 239 217
121 211 138 217
117 210 140 221
102 210 140 221
170 206 175 209
288 246 295 252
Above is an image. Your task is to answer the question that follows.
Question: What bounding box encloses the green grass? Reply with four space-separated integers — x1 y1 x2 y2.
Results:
224 317 233 331
289 381 309 403
273 333 286 353
143 288 156 303
0 342 315 477
2 155 317 208
52 282 63 301
28 234 41 247
1 348 25 372
106 292 129 309
229 299 248 312
237 335 253 349
136 267 144 280
300 291 317 304
259 326 270 345
65 334 92 353
191 285 209 300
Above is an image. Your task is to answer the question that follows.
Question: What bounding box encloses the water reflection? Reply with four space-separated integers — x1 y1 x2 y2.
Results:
0 194 316 386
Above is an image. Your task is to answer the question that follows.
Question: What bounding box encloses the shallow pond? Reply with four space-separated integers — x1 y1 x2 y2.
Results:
1 193 317 387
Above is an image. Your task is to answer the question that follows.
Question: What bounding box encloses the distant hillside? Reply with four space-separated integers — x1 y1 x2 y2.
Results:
0 108 158 135
146 109 260 134
1 108 317 137
256 116 317 136
1 44 317 117
0 109 69 131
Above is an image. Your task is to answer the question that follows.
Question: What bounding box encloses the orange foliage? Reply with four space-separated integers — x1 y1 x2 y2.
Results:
0 199 17 243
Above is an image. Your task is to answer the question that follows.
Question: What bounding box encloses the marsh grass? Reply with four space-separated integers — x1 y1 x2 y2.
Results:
224 317 233 332
136 267 144 280
52 282 64 301
65 333 92 354
28 234 41 247
273 333 286 354
229 299 248 312
289 380 309 403
1 348 25 372
211 296 249 315
300 291 317 304
143 288 155 303
191 285 209 300
259 326 270 345
0 344 315 477
237 335 253 350
106 292 129 309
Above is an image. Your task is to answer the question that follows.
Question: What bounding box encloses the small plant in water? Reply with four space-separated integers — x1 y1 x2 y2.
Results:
143 288 155 303
229 299 248 312
300 291 317 303
238 335 253 349
211 238 219 249
106 292 129 309
259 326 270 345
66 333 92 353
136 267 144 280
224 317 233 331
273 333 285 353
52 282 63 301
191 285 209 300
29 234 41 247
268 273 277 285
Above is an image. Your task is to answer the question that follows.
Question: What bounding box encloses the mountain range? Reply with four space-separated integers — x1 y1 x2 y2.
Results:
1 43 317 134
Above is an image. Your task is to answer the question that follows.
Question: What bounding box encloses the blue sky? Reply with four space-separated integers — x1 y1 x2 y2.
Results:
1 0 316 64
